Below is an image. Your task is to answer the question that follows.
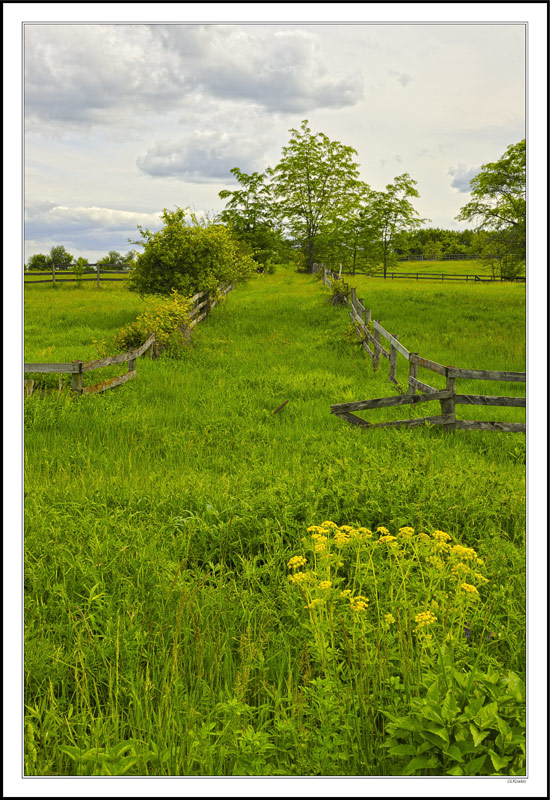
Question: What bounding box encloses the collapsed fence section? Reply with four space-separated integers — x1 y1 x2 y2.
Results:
322 267 526 434
24 284 233 398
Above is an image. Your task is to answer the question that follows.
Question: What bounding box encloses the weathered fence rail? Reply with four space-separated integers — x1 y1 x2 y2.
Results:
322 267 526 434
24 284 233 397
24 264 131 287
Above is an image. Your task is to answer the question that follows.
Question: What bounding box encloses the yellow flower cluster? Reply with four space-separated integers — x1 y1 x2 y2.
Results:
432 530 452 542
460 582 479 595
376 526 390 535
318 580 333 590
377 535 397 544
288 555 307 570
398 526 415 538
414 610 438 631
306 598 323 610
349 594 369 612
384 613 396 625
451 544 478 561
288 571 309 585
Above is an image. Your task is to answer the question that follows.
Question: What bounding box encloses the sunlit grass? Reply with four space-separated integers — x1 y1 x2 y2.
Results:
24 266 526 776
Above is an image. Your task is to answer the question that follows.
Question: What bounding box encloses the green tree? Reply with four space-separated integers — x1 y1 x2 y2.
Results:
271 120 362 272
97 250 127 270
456 139 525 278
365 174 428 278
73 256 89 287
48 245 73 270
25 253 50 271
129 207 257 297
218 168 284 267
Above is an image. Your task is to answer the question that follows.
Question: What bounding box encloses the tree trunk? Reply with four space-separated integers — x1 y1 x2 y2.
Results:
308 238 314 273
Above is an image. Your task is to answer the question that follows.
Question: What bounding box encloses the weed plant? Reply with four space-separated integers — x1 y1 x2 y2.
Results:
24 267 525 776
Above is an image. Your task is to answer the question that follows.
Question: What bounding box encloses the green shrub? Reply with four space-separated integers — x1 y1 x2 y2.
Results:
112 289 193 354
129 207 257 297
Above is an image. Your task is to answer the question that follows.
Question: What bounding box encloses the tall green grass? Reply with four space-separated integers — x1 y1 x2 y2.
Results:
24 267 526 776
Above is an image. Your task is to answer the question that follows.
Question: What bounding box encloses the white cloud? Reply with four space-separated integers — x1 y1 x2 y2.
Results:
136 129 271 182
24 23 363 134
448 164 480 193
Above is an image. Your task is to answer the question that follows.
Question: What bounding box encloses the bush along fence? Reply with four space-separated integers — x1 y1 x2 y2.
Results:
24 285 233 398
321 268 526 434
24 264 131 287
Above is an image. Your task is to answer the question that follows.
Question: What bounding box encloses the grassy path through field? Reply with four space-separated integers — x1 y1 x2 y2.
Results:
24 268 526 776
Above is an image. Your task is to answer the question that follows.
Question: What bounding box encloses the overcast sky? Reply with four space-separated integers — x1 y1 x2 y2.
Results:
23 19 527 262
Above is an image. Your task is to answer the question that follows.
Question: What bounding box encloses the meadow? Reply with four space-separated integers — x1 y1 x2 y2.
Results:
24 266 526 776
350 258 525 279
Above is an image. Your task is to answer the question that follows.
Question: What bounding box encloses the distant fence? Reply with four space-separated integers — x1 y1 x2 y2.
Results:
321 268 525 433
311 263 524 283
24 264 131 287
24 284 233 397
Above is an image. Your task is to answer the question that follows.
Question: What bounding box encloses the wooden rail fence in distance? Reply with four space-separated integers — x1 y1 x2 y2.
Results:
322 267 526 434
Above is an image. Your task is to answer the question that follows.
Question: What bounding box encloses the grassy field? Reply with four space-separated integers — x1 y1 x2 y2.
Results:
24 267 526 776
347 258 525 279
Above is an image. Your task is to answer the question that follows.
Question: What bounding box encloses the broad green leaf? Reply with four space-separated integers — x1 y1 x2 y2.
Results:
464 754 488 775
404 755 439 775
488 749 511 772
388 744 417 756
447 765 464 776
442 744 464 762
469 723 490 748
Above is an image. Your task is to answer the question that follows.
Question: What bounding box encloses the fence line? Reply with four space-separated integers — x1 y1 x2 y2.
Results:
322 267 525 434
24 264 131 287
24 284 233 398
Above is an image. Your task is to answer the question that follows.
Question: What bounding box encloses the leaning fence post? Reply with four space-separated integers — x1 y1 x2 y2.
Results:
373 321 381 371
440 367 457 431
71 361 83 395
408 353 418 395
389 335 398 384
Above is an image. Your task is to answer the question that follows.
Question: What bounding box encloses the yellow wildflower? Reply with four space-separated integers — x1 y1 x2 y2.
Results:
321 521 338 529
451 544 478 561
378 535 397 544
376 526 390 535
318 580 333 590
384 613 396 625
288 555 307 570
340 589 352 598
334 530 351 546
350 594 369 612
306 598 323 610
314 541 328 552
288 571 309 585
358 527 373 538
460 582 479 595
414 610 437 632
398 526 414 538
432 530 452 542
451 562 469 576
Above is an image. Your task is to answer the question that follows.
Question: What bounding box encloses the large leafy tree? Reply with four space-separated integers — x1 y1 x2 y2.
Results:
271 120 362 272
360 175 428 278
456 139 525 277
25 253 50 271
218 168 284 266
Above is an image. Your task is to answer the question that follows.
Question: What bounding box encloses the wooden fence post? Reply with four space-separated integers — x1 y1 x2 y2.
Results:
52 263 56 285
389 335 398 384
364 306 371 325
440 367 457 430
373 321 381 371
408 354 418 395
71 361 83 394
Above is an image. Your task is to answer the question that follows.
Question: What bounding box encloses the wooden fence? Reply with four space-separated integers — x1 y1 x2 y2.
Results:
24 264 131 287
313 263 524 283
24 285 233 397
322 268 526 433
